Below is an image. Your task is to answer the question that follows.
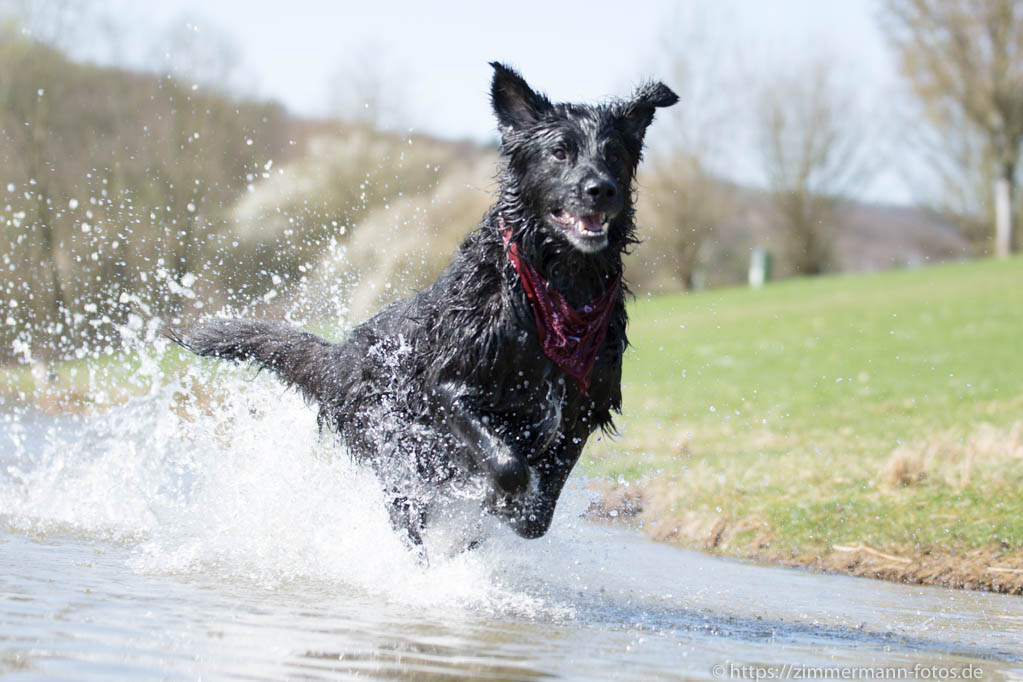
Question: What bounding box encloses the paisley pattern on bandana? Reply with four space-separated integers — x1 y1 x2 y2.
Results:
503 226 620 395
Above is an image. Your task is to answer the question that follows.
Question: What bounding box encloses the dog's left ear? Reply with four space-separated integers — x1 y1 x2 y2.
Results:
490 61 552 134
615 81 679 146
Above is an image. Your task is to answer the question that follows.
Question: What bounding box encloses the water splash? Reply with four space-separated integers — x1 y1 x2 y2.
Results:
0 352 590 619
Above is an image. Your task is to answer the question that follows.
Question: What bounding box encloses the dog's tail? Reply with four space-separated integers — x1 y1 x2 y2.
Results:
164 318 338 404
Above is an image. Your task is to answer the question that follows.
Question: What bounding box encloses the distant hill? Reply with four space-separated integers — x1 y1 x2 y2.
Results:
835 201 970 271
630 178 972 293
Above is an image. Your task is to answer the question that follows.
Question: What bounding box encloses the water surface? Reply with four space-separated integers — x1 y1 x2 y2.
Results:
2 377 1021 680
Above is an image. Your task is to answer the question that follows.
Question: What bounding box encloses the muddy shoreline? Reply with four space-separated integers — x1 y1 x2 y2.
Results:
587 482 1023 595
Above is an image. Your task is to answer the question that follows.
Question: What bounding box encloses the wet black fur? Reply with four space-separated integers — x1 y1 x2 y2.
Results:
169 63 677 554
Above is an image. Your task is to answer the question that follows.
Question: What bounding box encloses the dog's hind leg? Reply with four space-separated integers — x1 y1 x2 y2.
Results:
165 318 339 404
388 495 429 566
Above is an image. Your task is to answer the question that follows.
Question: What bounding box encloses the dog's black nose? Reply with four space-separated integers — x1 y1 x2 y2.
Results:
584 178 617 201
492 456 529 496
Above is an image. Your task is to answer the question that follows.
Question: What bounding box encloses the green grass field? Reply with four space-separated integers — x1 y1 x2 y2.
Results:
584 256 1023 561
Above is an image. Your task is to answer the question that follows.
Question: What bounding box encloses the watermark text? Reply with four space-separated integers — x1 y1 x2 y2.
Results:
710 663 983 680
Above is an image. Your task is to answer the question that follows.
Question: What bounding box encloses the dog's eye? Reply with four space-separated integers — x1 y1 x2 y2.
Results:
606 149 621 164
551 147 567 161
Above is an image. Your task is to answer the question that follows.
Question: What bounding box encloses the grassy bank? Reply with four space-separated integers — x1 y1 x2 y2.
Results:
585 256 1023 592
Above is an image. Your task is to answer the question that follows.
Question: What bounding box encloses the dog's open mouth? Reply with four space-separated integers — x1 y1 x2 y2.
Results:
550 210 607 238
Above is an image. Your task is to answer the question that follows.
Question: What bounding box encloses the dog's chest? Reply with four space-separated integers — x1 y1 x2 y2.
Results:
481 323 618 446
496 368 566 453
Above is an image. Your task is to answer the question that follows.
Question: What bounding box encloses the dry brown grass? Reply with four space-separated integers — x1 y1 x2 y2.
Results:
589 482 1023 594
881 422 1023 488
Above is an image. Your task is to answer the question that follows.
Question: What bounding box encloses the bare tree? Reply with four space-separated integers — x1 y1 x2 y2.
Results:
0 0 91 51
896 95 996 247
0 33 73 333
640 155 726 290
0 0 123 63
635 5 736 290
327 42 408 131
755 59 872 275
880 0 1023 256
149 15 242 93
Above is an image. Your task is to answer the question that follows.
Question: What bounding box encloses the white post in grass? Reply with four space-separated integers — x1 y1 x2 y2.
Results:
749 249 771 288
995 177 1011 258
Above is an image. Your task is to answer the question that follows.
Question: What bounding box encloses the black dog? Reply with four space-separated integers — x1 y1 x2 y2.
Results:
169 63 676 556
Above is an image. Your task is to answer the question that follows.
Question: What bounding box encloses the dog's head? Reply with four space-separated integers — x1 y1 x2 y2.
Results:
490 62 678 254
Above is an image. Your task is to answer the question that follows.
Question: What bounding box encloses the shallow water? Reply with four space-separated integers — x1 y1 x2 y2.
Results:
2 374 1022 680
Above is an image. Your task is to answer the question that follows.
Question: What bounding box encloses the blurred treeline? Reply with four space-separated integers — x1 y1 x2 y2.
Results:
1 32 289 361
0 26 486 362
2 1 1020 364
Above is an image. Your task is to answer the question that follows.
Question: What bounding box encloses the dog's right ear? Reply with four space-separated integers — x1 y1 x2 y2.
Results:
490 62 552 134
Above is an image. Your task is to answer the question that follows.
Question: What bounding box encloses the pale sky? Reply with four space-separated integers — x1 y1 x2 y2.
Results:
78 0 909 202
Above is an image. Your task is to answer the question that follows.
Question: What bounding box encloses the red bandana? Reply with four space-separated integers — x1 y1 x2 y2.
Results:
501 220 620 395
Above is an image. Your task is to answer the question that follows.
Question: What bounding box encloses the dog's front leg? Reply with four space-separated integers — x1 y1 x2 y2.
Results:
432 382 529 496
502 438 585 539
